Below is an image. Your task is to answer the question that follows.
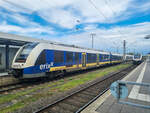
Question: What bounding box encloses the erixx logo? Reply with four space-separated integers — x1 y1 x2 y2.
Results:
40 62 54 70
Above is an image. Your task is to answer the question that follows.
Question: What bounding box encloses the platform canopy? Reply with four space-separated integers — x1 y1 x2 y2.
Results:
0 32 54 46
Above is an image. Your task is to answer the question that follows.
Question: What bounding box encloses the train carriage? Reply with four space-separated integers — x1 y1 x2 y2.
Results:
125 55 134 61
11 42 123 79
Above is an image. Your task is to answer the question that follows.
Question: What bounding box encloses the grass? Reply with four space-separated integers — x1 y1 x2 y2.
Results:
0 63 131 113
0 102 25 113
49 63 131 92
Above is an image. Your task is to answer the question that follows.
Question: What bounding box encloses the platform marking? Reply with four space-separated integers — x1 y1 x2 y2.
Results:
128 62 150 102
81 63 143 113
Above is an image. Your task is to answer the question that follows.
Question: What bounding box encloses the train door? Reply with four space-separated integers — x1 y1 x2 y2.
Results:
82 53 86 67
97 54 99 65
109 52 112 63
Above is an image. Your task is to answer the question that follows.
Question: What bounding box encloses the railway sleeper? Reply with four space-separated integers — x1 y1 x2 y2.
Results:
75 93 93 100
63 98 85 108
86 88 100 94
92 84 107 90
57 102 78 112
48 105 71 113
87 86 105 93
80 90 97 97
72 96 89 103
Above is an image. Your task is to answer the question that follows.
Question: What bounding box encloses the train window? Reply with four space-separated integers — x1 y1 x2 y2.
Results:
101 54 109 61
87 53 96 63
87 53 91 63
66 52 73 63
99 54 102 61
0 53 1 65
112 55 120 60
92 54 96 62
54 50 64 63
112 55 116 60
75 52 80 64
35 50 46 65
134 54 141 59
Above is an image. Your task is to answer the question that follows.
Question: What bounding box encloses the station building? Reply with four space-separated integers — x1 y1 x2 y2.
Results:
0 32 54 72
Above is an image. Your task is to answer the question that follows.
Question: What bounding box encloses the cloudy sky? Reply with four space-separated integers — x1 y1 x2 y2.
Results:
0 0 150 54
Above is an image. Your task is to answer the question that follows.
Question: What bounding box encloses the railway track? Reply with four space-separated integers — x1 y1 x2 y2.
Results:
0 74 12 80
33 65 137 113
0 82 23 93
0 78 58 94
0 63 122 94
0 74 19 89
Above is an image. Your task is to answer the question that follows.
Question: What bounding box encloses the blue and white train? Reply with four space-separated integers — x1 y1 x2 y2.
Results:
125 55 134 61
133 54 143 64
11 42 124 79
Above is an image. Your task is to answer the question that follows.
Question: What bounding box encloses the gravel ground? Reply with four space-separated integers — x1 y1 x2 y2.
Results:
0 76 18 86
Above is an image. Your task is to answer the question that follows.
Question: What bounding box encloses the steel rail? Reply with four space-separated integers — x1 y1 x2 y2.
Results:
33 65 136 113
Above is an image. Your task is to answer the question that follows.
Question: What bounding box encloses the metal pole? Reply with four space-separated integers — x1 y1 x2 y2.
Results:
123 40 126 60
90 33 96 49
92 36 94 49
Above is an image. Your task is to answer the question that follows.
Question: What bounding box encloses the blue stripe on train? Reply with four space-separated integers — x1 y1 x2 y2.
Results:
23 65 47 74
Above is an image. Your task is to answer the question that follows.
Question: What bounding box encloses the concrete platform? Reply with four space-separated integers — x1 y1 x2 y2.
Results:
0 72 8 77
81 61 150 113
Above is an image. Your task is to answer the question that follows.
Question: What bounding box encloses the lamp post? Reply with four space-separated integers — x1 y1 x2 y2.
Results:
90 33 96 49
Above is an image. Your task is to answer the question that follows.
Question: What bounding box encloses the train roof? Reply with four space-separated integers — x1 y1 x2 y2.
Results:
125 54 134 57
111 53 123 56
38 43 110 55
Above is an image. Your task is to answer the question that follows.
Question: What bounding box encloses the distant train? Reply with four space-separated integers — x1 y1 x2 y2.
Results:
11 42 132 79
125 55 133 61
133 54 143 64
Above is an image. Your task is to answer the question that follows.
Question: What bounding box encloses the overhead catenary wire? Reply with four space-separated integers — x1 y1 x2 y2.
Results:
104 0 127 38
88 0 126 39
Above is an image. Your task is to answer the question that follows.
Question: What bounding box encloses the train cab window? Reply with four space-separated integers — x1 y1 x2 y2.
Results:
54 51 64 63
66 52 73 63
134 54 141 59
0 53 1 65
15 42 38 63
35 50 46 65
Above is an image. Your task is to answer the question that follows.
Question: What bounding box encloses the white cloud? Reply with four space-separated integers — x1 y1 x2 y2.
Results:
0 0 146 28
48 22 150 54
39 8 79 28
0 21 54 36
0 0 150 54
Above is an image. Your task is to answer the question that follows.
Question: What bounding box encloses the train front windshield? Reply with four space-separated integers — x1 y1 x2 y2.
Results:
134 54 141 59
15 43 38 62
